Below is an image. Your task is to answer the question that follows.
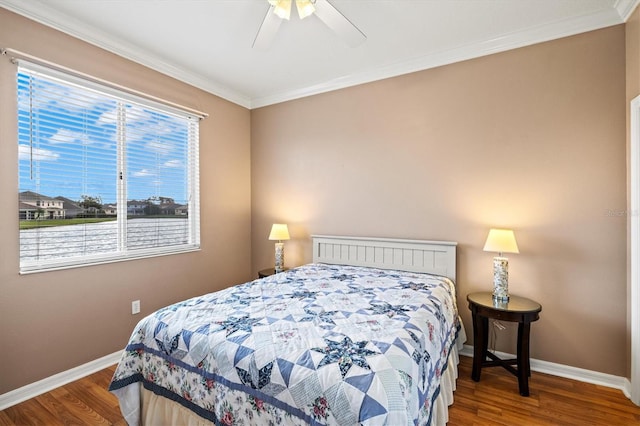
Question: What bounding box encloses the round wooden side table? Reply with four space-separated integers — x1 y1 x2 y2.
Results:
258 267 288 278
467 291 542 396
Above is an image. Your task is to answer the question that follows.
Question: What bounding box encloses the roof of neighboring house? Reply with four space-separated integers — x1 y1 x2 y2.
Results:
19 202 38 210
160 203 182 210
54 196 83 211
19 190 58 202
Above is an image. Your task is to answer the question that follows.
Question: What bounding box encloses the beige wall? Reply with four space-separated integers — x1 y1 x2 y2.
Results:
0 9 252 394
251 26 627 376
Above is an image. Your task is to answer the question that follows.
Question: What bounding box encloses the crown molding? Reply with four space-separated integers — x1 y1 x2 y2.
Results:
0 0 252 108
615 0 640 21
1 0 630 110
250 6 624 108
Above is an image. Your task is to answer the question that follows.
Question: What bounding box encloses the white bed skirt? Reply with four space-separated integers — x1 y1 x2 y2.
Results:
431 325 466 426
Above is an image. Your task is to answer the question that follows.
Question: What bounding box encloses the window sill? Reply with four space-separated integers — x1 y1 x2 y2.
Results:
19 245 201 274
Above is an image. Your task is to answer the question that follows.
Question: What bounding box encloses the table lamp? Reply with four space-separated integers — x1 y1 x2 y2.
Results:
268 223 290 273
483 228 519 301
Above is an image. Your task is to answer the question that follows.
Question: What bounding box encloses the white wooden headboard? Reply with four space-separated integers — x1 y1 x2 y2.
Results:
311 235 457 282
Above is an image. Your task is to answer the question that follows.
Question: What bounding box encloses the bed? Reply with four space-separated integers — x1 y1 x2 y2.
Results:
109 235 466 425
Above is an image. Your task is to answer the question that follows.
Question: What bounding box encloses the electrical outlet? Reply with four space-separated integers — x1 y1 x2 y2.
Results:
131 300 141 315
493 320 506 331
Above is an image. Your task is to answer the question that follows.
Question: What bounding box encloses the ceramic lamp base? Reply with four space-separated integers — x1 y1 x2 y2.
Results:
492 256 509 301
274 242 285 273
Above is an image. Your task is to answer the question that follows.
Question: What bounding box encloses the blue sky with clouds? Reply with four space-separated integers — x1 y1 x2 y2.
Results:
17 71 190 206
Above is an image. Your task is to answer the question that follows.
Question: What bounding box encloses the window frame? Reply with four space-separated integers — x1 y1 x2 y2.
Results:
17 61 201 274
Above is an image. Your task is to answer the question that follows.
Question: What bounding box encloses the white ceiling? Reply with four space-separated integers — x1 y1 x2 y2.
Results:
1 0 637 109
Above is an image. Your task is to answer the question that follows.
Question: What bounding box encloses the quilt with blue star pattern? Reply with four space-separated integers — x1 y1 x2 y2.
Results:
109 263 461 425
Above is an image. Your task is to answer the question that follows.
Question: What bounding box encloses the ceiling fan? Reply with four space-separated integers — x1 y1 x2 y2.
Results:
253 0 366 49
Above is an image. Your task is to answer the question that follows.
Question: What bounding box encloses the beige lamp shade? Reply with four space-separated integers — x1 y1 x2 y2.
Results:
483 228 519 301
483 229 519 255
268 224 290 241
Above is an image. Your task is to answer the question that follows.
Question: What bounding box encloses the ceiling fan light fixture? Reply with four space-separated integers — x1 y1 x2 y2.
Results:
255 0 365 49
296 0 315 19
269 0 292 20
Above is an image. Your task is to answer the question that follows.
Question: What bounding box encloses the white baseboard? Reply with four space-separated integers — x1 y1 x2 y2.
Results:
0 346 632 411
623 378 633 400
0 350 122 411
459 344 628 392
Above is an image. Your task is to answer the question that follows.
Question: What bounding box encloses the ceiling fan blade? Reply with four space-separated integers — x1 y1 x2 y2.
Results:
253 6 283 49
313 0 366 47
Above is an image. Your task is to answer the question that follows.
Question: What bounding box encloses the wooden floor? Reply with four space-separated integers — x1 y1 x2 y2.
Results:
449 356 640 426
1 355 639 425
0 366 125 426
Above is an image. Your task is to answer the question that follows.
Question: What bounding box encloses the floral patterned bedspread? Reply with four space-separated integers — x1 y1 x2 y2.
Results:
109 263 461 425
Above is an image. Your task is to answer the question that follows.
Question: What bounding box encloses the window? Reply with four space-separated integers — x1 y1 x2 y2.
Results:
17 62 200 273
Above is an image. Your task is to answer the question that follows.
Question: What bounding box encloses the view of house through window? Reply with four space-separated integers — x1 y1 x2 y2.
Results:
17 63 200 273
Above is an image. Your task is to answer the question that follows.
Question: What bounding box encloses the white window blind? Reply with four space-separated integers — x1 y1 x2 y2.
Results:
18 62 200 273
